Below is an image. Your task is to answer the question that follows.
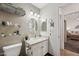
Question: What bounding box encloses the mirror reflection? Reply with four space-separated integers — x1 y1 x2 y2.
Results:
41 21 47 31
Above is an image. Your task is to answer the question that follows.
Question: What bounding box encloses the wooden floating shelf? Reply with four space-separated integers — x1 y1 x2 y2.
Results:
0 25 19 35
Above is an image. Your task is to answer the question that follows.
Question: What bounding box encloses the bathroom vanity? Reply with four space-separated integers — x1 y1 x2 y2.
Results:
3 37 48 56
26 37 48 56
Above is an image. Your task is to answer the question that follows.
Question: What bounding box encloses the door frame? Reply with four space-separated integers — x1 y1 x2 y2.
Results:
59 5 79 52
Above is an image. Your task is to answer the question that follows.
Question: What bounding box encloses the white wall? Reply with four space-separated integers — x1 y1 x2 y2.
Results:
0 3 40 46
40 3 60 56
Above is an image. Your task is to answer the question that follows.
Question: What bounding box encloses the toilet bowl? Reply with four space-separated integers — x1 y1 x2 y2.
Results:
3 43 22 56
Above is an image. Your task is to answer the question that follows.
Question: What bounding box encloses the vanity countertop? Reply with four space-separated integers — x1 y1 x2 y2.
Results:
3 37 48 50
26 37 48 45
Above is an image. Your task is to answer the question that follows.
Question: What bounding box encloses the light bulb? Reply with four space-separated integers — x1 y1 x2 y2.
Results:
37 15 40 18
30 11 33 15
34 13 37 17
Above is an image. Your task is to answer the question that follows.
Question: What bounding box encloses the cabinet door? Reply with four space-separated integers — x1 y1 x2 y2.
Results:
42 40 48 55
31 43 43 56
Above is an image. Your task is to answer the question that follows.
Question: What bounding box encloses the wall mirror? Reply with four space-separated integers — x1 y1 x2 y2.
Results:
31 18 38 31
29 18 38 35
41 21 47 31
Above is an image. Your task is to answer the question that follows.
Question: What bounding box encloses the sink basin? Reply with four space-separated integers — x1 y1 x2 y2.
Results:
26 36 48 45
30 36 47 39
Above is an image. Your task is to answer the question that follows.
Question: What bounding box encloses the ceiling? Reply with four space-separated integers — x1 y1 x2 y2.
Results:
32 3 48 9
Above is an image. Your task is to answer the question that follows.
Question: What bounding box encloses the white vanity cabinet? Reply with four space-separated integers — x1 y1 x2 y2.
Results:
30 42 43 56
27 39 48 56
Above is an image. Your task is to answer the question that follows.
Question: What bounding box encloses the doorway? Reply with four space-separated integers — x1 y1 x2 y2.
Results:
64 12 79 54
59 5 79 56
